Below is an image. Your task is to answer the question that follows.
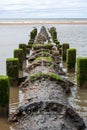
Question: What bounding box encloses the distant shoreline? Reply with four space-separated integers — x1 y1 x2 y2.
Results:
0 20 87 25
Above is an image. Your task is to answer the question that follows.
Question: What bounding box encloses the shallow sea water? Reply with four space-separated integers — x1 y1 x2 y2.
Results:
0 23 87 129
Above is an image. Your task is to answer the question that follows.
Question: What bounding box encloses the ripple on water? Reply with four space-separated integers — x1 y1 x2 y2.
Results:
67 73 87 127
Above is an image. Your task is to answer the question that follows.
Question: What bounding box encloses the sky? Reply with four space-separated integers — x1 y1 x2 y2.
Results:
0 0 87 18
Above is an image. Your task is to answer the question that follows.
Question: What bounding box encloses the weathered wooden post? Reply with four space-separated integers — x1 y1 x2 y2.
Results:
0 76 9 117
30 31 35 40
14 49 23 70
30 28 37 41
66 48 76 72
59 48 62 56
57 44 62 50
19 44 26 68
62 43 69 61
19 44 26 61
6 58 19 86
76 57 87 88
27 43 33 48
52 31 57 42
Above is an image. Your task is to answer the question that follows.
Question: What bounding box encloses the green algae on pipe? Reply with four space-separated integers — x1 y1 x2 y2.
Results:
66 48 76 72
62 43 69 61
14 49 23 70
76 57 87 88
6 58 19 86
0 75 9 117
33 57 53 63
30 72 62 82
33 43 53 50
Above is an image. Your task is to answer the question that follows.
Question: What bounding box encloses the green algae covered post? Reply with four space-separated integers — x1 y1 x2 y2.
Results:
27 44 32 49
57 44 62 50
0 75 9 117
30 28 37 41
19 44 26 61
14 49 23 70
66 48 76 72
6 58 19 86
76 57 87 88
30 31 35 40
59 48 62 56
62 43 69 61
53 31 57 41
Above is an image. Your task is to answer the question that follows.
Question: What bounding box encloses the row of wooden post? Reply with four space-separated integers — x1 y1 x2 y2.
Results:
0 43 27 117
0 27 37 117
0 29 87 117
59 43 87 89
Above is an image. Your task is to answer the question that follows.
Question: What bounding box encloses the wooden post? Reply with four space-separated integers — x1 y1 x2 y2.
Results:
19 44 26 61
62 43 69 62
6 58 19 86
59 48 62 56
0 76 9 117
66 48 76 72
76 57 87 88
14 49 23 70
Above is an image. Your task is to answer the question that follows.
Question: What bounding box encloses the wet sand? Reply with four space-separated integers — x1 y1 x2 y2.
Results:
0 20 87 25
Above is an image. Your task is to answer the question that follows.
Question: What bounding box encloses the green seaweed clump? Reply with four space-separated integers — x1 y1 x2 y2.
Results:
33 43 53 50
30 72 62 82
33 57 53 63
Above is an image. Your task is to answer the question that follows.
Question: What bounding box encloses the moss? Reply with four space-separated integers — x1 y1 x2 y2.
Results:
33 56 53 63
27 44 32 49
14 49 23 70
62 43 69 61
30 72 62 81
6 58 19 85
39 51 53 58
76 57 87 87
6 58 18 62
52 31 57 40
30 28 37 40
30 31 35 40
57 44 62 49
19 44 26 60
28 41 33 45
0 76 9 107
33 43 53 50
54 40 60 44
66 48 76 69
49 27 56 36
26 48 30 54
59 48 62 56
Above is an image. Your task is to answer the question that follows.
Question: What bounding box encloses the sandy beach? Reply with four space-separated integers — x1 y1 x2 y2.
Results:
0 20 87 25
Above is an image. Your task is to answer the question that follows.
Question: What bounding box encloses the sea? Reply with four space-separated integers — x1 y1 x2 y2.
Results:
0 18 87 130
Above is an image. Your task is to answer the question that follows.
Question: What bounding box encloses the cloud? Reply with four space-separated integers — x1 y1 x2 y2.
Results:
0 0 87 18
